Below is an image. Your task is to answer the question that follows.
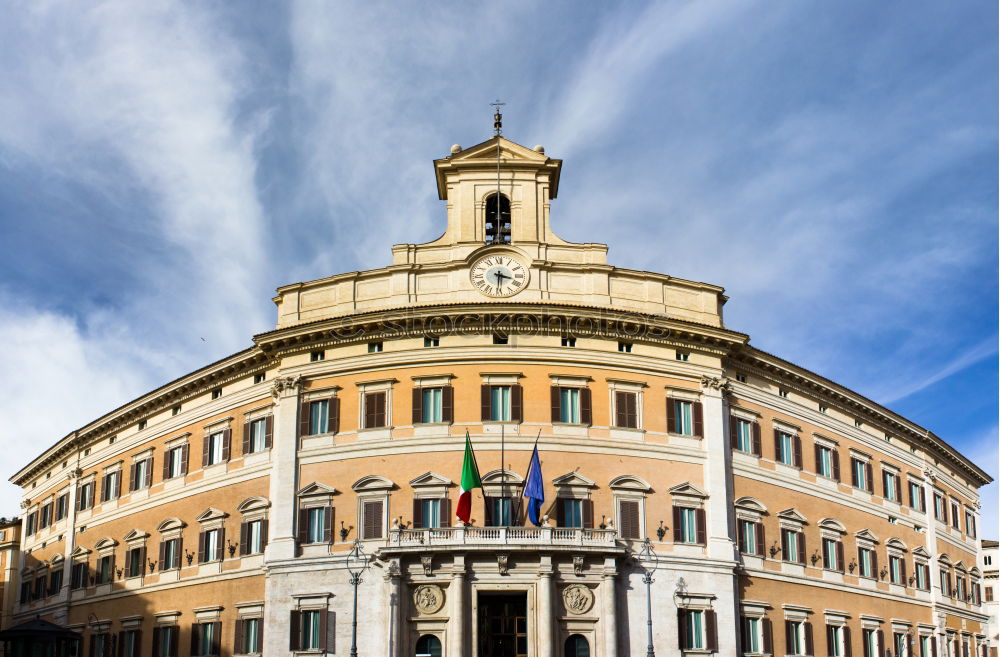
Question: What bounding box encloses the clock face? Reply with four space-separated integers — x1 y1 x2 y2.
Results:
470 255 529 297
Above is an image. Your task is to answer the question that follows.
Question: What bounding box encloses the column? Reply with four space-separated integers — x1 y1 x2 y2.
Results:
537 556 554 657
602 559 618 657
266 375 304 561
386 559 402 657
449 555 466 656
700 377 736 561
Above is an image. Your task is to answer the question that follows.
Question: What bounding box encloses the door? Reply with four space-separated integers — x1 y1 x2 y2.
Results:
477 593 528 657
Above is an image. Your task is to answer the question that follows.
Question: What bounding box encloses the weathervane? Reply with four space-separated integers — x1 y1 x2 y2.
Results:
489 100 506 244
491 99 505 136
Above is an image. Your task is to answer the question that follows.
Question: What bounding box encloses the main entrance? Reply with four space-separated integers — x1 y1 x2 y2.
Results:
477 592 528 657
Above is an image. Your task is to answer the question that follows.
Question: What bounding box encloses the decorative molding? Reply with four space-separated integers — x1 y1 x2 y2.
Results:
562 584 594 614
270 374 302 398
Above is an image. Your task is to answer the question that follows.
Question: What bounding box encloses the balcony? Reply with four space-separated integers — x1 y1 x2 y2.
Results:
382 526 621 554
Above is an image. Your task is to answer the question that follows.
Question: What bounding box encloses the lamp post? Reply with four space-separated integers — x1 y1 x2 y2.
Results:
346 539 369 657
638 538 659 657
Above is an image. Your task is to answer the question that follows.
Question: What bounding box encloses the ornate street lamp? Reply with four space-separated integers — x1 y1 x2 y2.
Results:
637 538 659 657
346 539 369 657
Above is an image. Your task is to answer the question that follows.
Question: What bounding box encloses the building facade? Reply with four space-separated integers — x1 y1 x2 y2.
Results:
7 136 993 657
982 540 998 656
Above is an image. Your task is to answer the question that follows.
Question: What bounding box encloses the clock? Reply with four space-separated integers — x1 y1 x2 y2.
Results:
470 255 529 297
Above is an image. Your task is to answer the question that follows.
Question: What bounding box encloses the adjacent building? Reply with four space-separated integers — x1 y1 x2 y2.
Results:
6 135 993 657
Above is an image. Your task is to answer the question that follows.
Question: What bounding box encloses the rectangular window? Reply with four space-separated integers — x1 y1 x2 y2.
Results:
934 493 947 522
100 471 120 502
920 636 933 657
738 519 760 556
827 625 847 657
782 529 804 564
909 482 925 511
77 482 95 510
120 630 140 657
676 350 690 361
678 507 698 544
894 634 907 657
55 493 69 521
985 586 993 602
940 571 951 597
25 511 37 535
613 391 638 429
19 581 29 604
619 500 641 540
560 336 576 347
70 562 87 589
883 470 899 502
205 432 225 466
671 400 694 435
244 519 265 554
489 386 512 422
212 387 222 400
97 555 113 584
40 503 52 529
126 547 143 578
956 577 966 600
965 511 976 537
48 569 62 596
309 400 329 435
421 388 444 424
306 508 327 544
823 538 840 571
241 618 261 654
247 418 268 453
310 350 325 362
742 617 762 654
424 336 439 348
851 458 871 491
166 446 186 479
362 500 384 539
889 555 904 585
734 419 754 453
200 529 222 563
685 610 704 650
363 391 388 429
858 547 875 578
950 502 960 529
155 626 178 657
561 499 583 528
193 621 220 656
367 341 383 353
776 431 797 467
161 539 179 570
93 634 110 657
486 497 513 527
914 562 928 590
33 577 45 600
618 341 632 353
863 629 878 657
300 610 321 650
253 373 265 384
133 458 150 491
786 621 808 656
419 499 442 529
559 388 581 424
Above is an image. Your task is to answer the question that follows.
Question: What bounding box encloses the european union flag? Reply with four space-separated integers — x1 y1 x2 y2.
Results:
523 443 544 526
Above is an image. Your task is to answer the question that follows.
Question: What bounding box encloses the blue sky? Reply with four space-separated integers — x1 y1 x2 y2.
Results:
0 1 996 534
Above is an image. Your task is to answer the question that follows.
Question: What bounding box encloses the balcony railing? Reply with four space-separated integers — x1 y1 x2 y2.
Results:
387 526 619 548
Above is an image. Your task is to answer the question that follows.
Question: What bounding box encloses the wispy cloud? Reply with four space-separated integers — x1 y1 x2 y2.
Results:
875 337 997 405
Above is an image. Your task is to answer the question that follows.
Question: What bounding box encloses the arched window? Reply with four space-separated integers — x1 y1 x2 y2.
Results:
415 634 442 657
565 634 590 657
485 194 511 244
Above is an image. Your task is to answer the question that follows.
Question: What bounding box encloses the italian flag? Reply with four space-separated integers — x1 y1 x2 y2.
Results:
456 431 482 524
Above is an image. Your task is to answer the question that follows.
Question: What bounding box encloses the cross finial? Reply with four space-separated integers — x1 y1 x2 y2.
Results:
490 99 505 136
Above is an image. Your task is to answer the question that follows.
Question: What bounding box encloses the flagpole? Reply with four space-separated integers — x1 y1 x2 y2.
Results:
500 423 506 525
516 430 543 511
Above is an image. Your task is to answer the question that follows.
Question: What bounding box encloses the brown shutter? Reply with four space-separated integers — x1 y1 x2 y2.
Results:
666 398 676 433
413 499 424 529
615 391 627 427
481 385 491 421
124 549 132 578
901 559 907 587
741 617 751 653
375 391 386 426
692 402 704 437
263 414 273 447
297 509 309 544
832 450 841 481
706 610 718 651
580 388 592 426
363 394 375 429
484 496 494 526
551 387 561 423
919 487 926 512
289 611 300 651
319 609 328 651
198 531 206 563
190 623 200 656
440 498 451 528
827 625 835 656
128 462 136 492
751 421 762 455
163 453 171 480
180 444 189 475
844 626 852 657
814 445 823 474
222 428 231 461
115 471 121 499
672 506 682 542
786 621 794 654
242 421 251 455
583 500 594 529
865 462 873 492
233 619 244 655
793 435 803 468
177 537 183 568
240 522 249 556
152 627 161 657
678 609 688 649
159 541 166 570
211 622 221 655
323 507 333 543
931 635 937 657
763 618 773 654
774 429 782 461
511 384 523 422
412 387 423 424
555 499 565 527
804 622 814 656
261 519 269 547
877 631 884 657
299 400 311 437
202 433 211 467
872 550 878 579
257 617 265 653
696 509 707 544
621 501 640 540
442 386 453 423
756 522 766 557
329 398 340 434
730 415 739 449
895 477 902 504
797 531 806 564
836 541 845 572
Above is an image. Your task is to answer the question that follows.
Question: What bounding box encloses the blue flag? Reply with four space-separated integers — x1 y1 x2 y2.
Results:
523 444 544 526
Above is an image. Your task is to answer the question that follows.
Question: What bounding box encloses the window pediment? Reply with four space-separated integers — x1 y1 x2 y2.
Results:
885 538 907 552
123 529 149 543
609 475 651 492
668 482 709 499
352 475 394 492
734 497 768 514
71 546 92 559
157 518 186 533
94 537 118 551
855 529 879 544
818 518 846 533
409 472 453 488
912 546 930 559
298 482 339 498
237 497 271 513
482 470 523 485
551 472 596 488
938 554 952 566
777 508 808 524
196 508 229 523
50 553 64 565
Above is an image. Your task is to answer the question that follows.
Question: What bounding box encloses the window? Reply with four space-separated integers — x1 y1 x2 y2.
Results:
25 511 37 535
413 499 445 529
164 445 188 479
908 482 926 512
33 576 45 600
48 568 62 595
100 470 121 502
310 399 330 434
244 417 270 454
424 336 439 348
253 373 265 384
39 503 52 529
18 581 29 604
673 506 705 544
774 431 801 468
153 626 179 657
241 519 267 555
920 636 933 657
668 399 702 437
738 519 764 556
985 556 992 566
485 496 515 527
484 193 511 243
70 562 88 589
235 617 262 655
160 538 180 571
940 570 952 597
819 404 828 413
292 609 324 651
211 387 222 400
362 500 384 539
618 500 641 540
482 384 522 423
678 609 718 651
815 444 839 480
862 629 882 657
933 493 947 522
171 405 181 416
741 617 768 654
858 546 876 578
956 576 966 601
851 458 873 492
731 417 760 455
618 341 632 353
551 387 592 425
676 350 690 361
304 507 329 544
367 341 383 353
420 388 444 424
985 586 993 602
914 562 929 590
418 634 444 657
198 528 223 563
125 546 144 578
889 555 905 585
131 457 152 491
119 630 140 657
965 511 976 537
778 389 788 398
55 493 69 521
203 431 227 467
826 626 848 657
191 622 221 656
138 420 147 430
91 634 112 657
823 538 843 571
785 620 813 656
310 350 325 362
97 554 114 584
782 528 805 564
883 469 901 502
735 373 747 383
561 336 576 347
363 391 388 429
613 391 638 429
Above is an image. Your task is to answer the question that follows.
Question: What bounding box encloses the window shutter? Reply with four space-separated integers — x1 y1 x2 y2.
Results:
797 531 806 564
115 472 121 499
511 384 523 423
128 463 136 492
481 385 491 421
919 487 926 511
364 501 383 539
197 531 207 563
774 429 782 462
329 398 340 434
621 500 640 540
325 611 335 654
692 402 704 437
877 631 884 657
364 394 376 429
614 392 627 427
124 549 132 578
666 399 676 433
741 618 751 654
261 519 269 547
555 499 565 527
785 621 794 655
832 450 841 481
882 471 889 498
550 387 561 423
706 610 718 651
672 506 682 543
695 509 707 544
851 459 859 487
793 435 803 468
762 618 773 655
289 611 300 651
583 500 594 529
895 477 902 504
297 509 309 544
413 499 424 529
844 626 853 657
233 619 244 655
931 636 937 657
580 388 592 426
202 434 211 467
484 496 494 526
158 541 166 570
222 428 231 461
217 528 225 561
440 498 451 528
319 608 329 651
442 386 454 423
677 609 688 650
627 393 638 427
901 559 907 587
257 617 265 654
865 462 873 492
163 452 171 480
180 444 189 475
814 445 822 474
242 421 251 455
323 507 333 543
836 541 845 572
152 627 161 657
804 622 814 656
730 415 738 449
190 623 200 657
872 550 878 578
239 522 249 556
827 625 835 657
300 400 312 437
211 622 221 655
412 387 423 424
756 522 766 557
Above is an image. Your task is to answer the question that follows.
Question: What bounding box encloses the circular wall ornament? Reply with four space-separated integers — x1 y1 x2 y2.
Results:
413 584 445 615
469 254 529 297
562 584 594 615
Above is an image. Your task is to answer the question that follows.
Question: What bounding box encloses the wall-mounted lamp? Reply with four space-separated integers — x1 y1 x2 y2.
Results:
656 521 666 542
340 521 352 542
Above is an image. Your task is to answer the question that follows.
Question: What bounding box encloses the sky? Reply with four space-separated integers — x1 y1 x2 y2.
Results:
0 1 996 535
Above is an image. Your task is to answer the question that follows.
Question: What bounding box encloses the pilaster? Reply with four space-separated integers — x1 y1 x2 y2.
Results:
601 558 618 657
536 555 554 657
265 375 303 562
449 555 466 656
